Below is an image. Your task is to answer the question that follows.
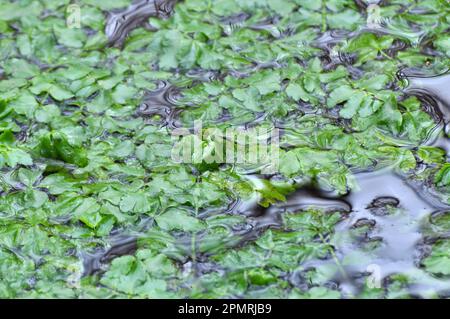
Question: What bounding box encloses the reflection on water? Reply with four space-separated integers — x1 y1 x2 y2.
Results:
226 169 450 297
105 0 176 47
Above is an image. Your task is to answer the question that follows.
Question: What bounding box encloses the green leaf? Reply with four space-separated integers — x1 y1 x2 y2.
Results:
53 26 87 48
4 59 39 78
423 240 450 276
9 92 38 117
119 193 152 213
247 268 277 285
0 130 14 145
417 146 446 164
435 163 450 187
2 147 33 167
48 85 74 101
346 33 394 64
327 85 354 107
155 209 204 232
112 84 138 104
36 131 88 167
250 71 281 95
286 82 309 102
339 92 364 119
327 10 362 30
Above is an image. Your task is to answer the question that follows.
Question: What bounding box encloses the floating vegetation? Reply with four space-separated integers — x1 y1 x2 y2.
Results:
0 0 450 299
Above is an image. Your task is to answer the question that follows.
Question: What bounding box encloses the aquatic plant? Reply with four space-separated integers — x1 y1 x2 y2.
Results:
0 0 449 299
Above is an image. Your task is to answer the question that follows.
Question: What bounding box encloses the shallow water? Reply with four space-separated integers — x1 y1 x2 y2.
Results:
334 169 450 296
403 71 450 122
223 168 450 297
138 80 183 128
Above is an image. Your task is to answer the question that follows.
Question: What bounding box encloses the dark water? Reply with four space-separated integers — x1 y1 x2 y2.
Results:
105 0 176 47
83 236 138 276
314 30 353 51
221 13 250 36
403 71 450 122
249 17 282 39
138 80 182 128
334 170 450 296
215 168 450 297
186 69 221 82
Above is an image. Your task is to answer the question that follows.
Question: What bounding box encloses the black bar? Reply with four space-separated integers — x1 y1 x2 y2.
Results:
0 299 442 317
